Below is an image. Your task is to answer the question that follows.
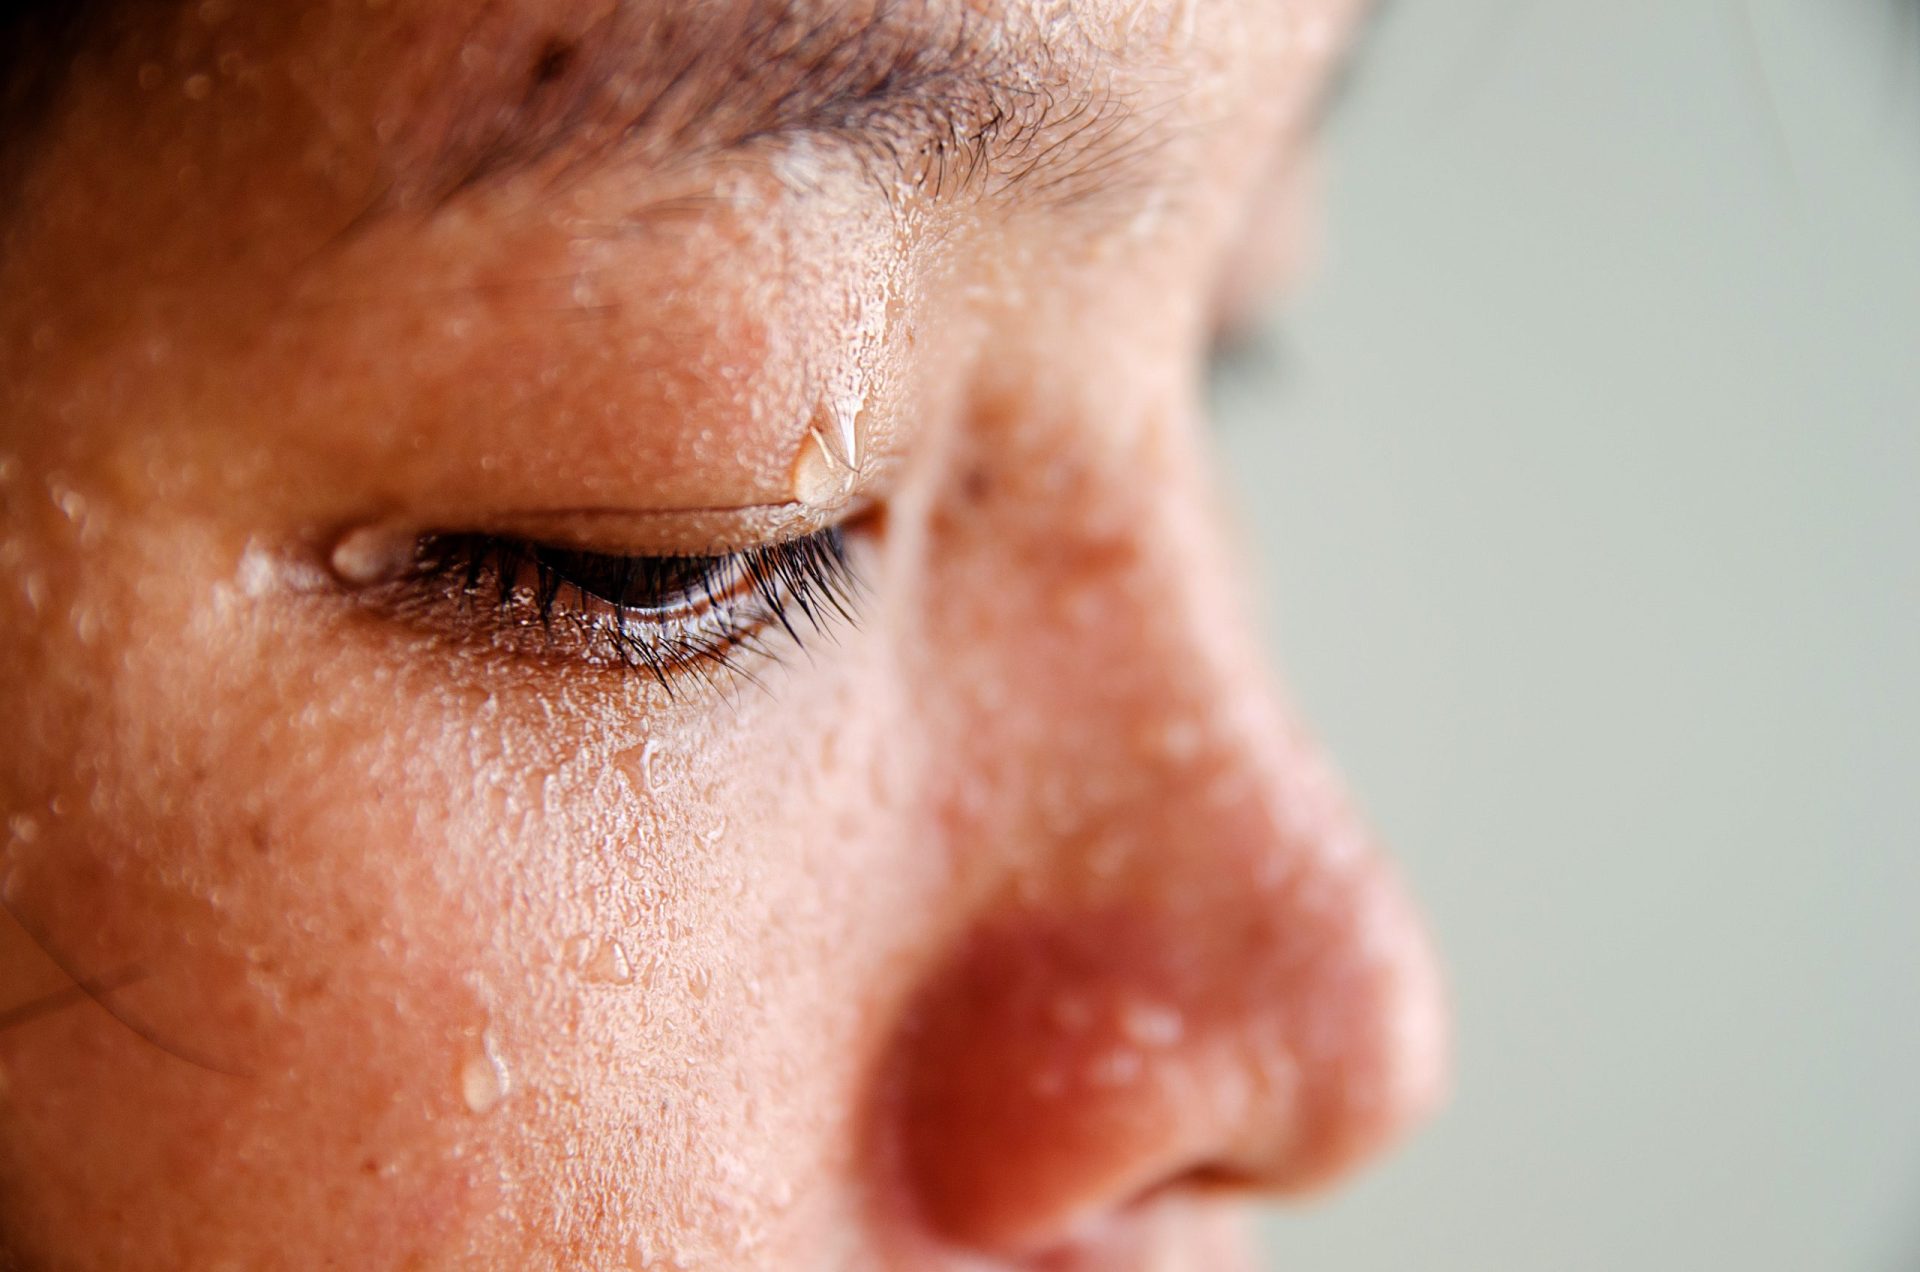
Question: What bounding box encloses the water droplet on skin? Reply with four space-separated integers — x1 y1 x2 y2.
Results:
236 544 290 597
329 526 414 585
790 427 853 509
823 397 864 471
183 73 212 101
459 1032 510 1114
1120 999 1185 1048
571 937 634 985
632 953 660 990
72 605 101 646
635 737 661 791
49 481 86 525
1089 1048 1144 1087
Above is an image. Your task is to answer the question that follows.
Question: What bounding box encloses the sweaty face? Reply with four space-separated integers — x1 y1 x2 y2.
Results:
0 1 1444 1267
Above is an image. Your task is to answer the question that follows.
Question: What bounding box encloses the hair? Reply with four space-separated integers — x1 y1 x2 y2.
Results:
0 1 120 198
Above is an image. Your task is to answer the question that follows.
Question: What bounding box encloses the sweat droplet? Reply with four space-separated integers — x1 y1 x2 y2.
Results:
790 427 853 509
1120 999 1185 1048
822 397 864 471
789 393 872 510
460 1033 510 1114
568 934 635 985
329 526 414 585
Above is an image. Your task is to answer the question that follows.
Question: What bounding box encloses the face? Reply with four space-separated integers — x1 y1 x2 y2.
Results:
0 1 1443 1267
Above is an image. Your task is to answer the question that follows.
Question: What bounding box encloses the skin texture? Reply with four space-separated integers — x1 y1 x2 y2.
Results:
0 1 1444 1268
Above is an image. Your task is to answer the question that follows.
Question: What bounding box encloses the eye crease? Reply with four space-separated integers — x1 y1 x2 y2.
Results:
367 525 862 690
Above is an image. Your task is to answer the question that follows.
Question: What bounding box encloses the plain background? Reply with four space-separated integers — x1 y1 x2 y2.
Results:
1214 3 1920 1270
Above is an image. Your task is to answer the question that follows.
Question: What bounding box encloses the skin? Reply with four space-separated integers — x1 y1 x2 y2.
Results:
0 1 1445 1268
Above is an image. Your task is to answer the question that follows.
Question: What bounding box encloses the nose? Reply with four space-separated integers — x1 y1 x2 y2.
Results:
883 375 1448 1256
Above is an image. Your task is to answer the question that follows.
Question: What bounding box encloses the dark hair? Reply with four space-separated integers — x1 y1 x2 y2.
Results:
1 1 118 190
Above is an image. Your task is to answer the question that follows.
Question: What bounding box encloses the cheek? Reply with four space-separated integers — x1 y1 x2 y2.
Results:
0 580 938 1265
0 649 527 1262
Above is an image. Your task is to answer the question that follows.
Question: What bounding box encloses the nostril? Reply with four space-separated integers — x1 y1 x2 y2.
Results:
1112 1162 1262 1221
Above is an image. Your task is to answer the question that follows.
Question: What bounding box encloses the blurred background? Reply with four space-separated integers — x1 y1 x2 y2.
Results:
1212 3 1920 1269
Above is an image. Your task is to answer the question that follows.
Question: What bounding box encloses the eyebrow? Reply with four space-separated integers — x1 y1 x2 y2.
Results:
398 0 1153 215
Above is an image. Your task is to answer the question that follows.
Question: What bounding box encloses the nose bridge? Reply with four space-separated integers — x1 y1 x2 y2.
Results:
890 372 1447 1252
922 367 1322 875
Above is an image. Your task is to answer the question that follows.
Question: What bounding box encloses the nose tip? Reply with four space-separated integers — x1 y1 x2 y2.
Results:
885 843 1448 1255
1235 864 1450 1194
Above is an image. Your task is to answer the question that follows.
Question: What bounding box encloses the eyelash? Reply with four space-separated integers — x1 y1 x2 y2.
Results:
396 527 861 689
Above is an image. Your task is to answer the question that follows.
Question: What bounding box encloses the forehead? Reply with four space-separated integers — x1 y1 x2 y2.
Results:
272 3 1251 204
4 0 1357 380
13 0 1351 266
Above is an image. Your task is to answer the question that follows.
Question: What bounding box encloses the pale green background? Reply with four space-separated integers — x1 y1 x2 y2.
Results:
1216 4 1920 1269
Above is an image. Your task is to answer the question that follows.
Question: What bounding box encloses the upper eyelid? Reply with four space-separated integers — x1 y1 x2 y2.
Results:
395 526 862 687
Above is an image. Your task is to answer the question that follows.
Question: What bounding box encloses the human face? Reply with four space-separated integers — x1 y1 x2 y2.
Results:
0 1 1444 1267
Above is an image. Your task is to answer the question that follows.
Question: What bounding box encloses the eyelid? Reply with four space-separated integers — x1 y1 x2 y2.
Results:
337 517 867 689
326 495 870 587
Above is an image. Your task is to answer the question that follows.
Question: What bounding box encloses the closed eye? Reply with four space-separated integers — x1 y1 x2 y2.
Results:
384 525 862 691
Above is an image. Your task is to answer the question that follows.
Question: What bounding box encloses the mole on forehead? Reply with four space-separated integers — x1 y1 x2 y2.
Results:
352 0 1162 210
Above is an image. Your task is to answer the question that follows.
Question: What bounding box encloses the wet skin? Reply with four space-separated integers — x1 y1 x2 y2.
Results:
0 1 1445 1268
